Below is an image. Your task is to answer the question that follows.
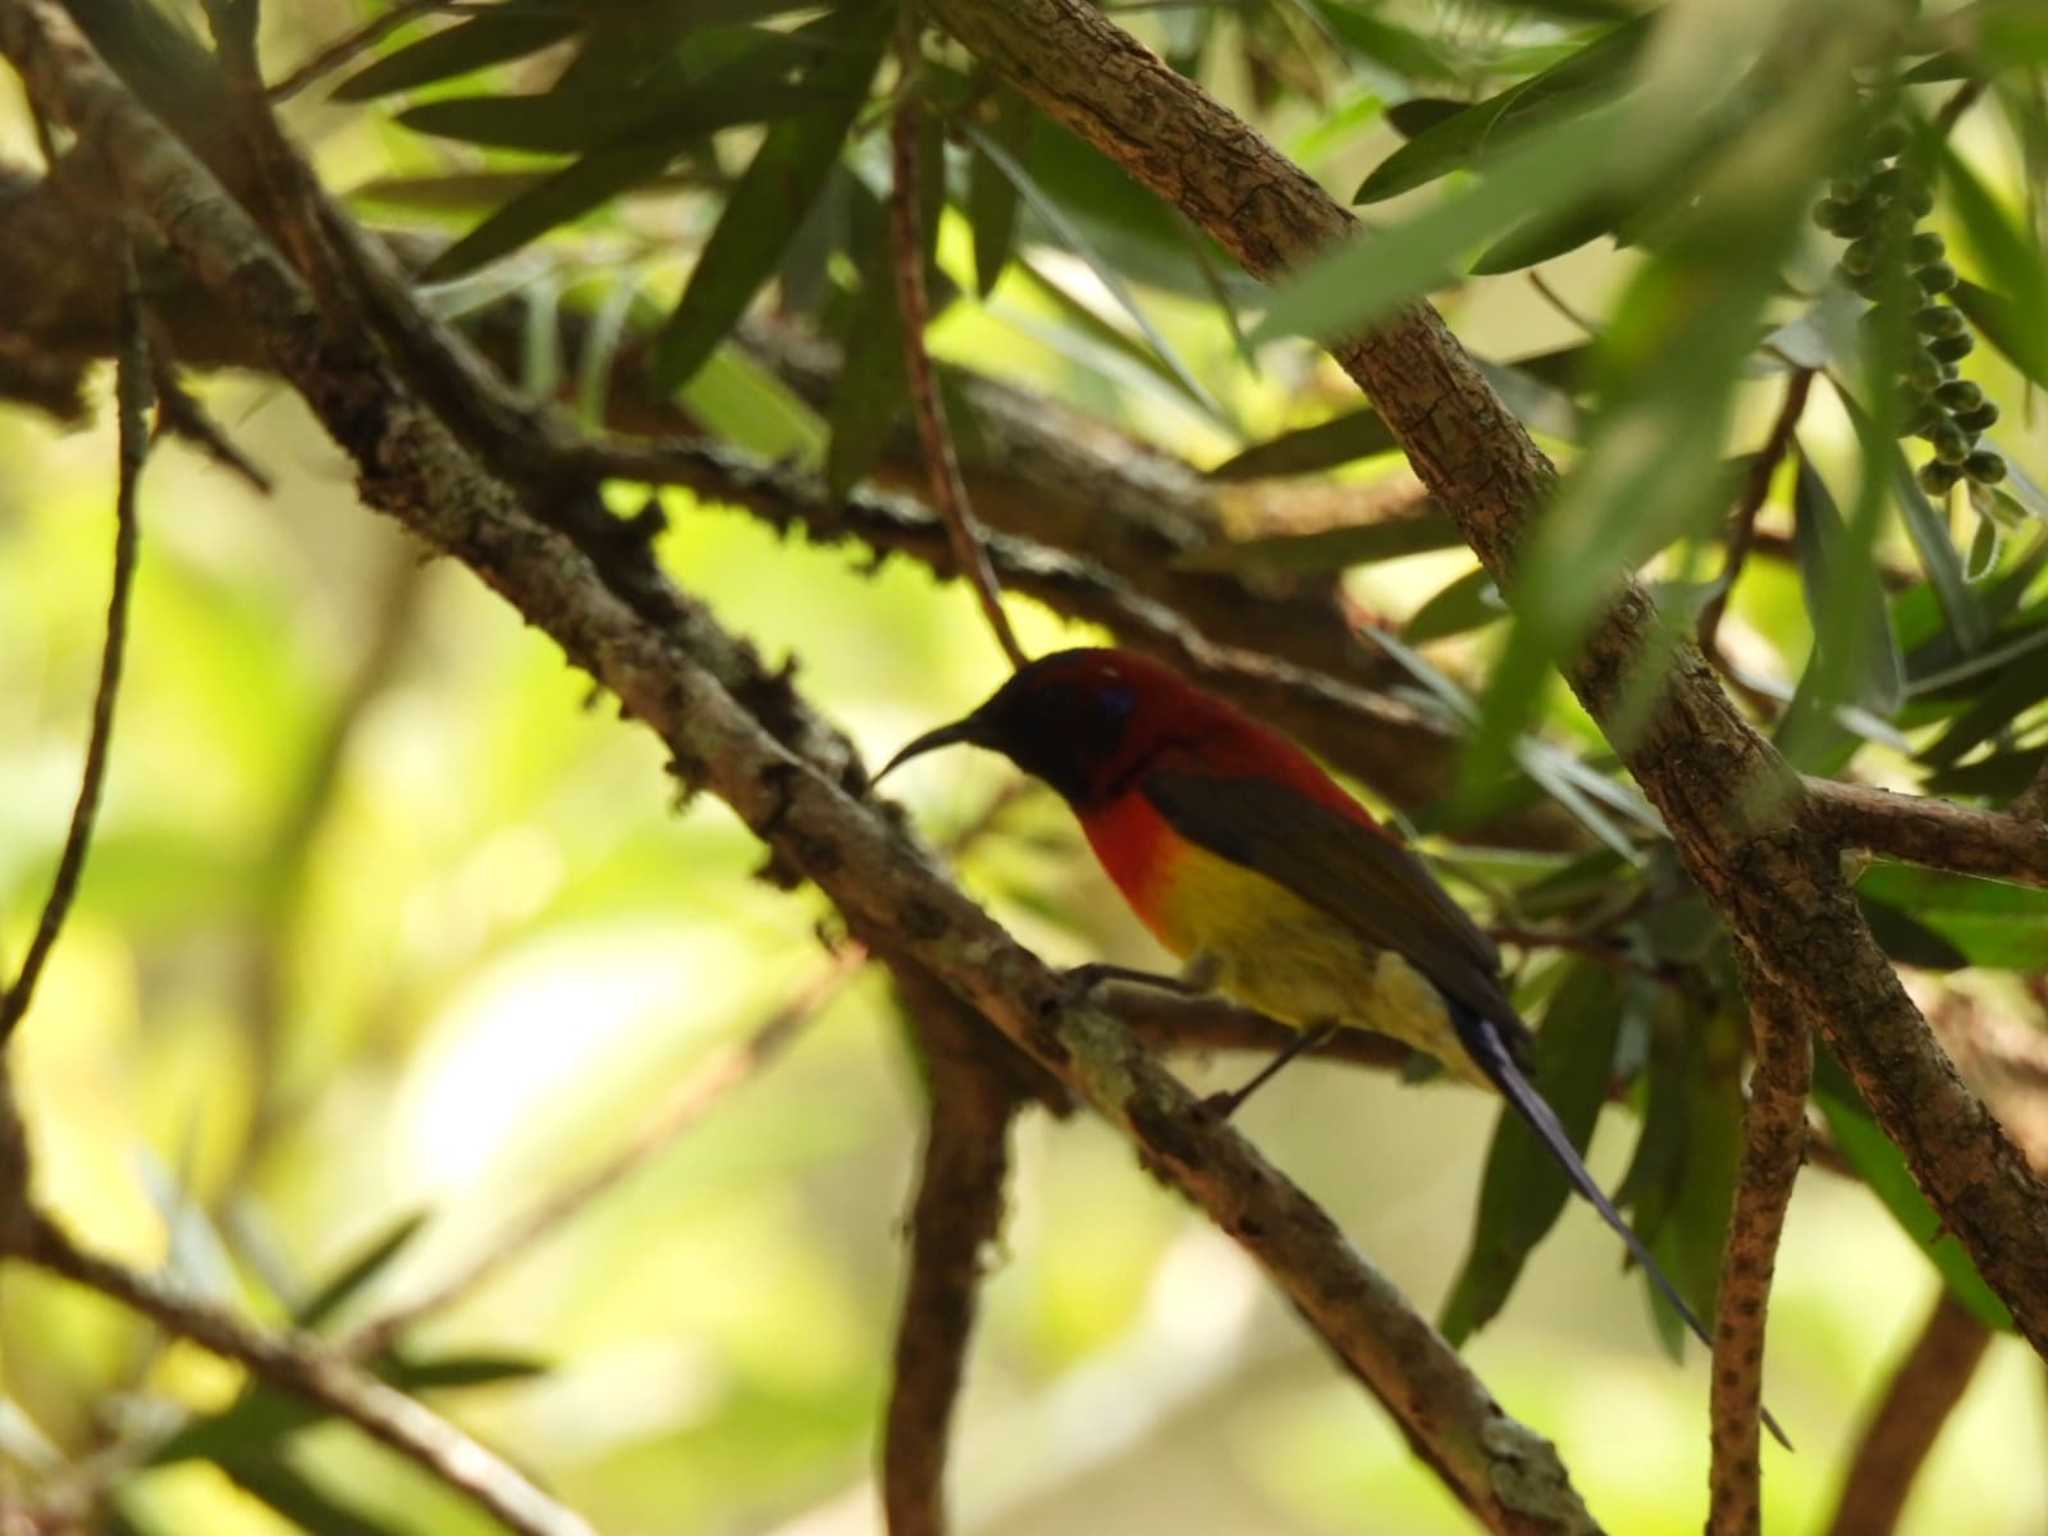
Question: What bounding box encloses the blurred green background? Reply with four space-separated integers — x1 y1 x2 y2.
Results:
6 1 2048 1532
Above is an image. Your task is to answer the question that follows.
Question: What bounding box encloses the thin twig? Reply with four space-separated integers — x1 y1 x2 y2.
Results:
1526 272 1596 336
15 1210 595 1536
1706 986 1811 1534
348 783 1033 1355
151 362 273 493
0 247 149 1050
266 0 448 101
1826 1289 1992 1536
345 945 868 1358
1934 78 1986 137
1698 371 1813 685
883 971 1023 1536
1487 925 1682 985
1808 778 2048 890
888 94 1028 671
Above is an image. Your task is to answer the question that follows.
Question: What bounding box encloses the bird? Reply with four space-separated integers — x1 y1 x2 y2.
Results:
879 645 1785 1446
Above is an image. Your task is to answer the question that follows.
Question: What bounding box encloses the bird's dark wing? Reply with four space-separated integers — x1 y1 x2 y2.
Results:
1141 769 1517 1035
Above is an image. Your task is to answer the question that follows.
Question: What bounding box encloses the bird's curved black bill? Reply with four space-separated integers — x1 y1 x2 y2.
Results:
874 716 988 784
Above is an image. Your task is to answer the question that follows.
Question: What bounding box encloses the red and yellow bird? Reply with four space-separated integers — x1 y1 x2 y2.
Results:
883 646 1778 1436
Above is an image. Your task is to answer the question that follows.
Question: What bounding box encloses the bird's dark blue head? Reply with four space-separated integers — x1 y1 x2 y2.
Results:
876 648 1162 806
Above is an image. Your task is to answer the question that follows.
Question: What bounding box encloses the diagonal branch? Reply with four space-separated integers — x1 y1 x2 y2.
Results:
0 239 148 1049
921 0 2048 1362
1825 1289 1992 1536
0 7 1599 1526
13 1209 594 1536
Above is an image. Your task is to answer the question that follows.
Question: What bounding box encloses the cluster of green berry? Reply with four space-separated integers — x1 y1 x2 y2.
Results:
1812 121 2006 497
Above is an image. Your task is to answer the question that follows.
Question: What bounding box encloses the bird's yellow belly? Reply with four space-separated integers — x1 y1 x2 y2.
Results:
1145 838 1485 1084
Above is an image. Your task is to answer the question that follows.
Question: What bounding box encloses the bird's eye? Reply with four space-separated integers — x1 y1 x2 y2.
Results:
1098 683 1135 723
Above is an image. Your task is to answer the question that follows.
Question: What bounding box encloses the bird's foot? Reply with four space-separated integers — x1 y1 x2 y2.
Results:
1062 962 1204 999
1198 1021 1342 1120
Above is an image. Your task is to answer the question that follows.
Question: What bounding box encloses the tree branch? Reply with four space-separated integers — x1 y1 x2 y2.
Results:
1825 1290 1991 1536
0 239 147 1049
1808 779 2048 889
884 969 1023 1536
890 94 1027 671
921 0 2048 1360
1706 988 1810 1535
13 1210 593 1536
0 8 1599 1525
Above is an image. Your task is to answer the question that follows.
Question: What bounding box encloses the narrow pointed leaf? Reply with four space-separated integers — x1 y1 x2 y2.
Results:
1405 566 1507 641
1353 14 1650 203
1203 408 1398 479
296 1210 430 1330
652 3 891 391
1812 1048 2012 1330
970 88 1034 297
1440 961 1624 1344
332 7 580 101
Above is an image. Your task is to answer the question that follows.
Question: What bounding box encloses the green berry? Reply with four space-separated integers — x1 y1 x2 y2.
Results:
1930 421 1970 464
1848 266 1890 298
1842 236 1881 276
1903 181 1935 217
1919 460 1964 495
1935 380 1984 413
1906 352 1944 392
1909 231 1946 266
1829 178 1866 204
1901 403 1941 437
1869 165 1903 201
1916 260 1958 294
1915 304 1966 337
1955 400 2000 433
1964 450 2007 485
1929 331 1976 362
1871 121 1912 159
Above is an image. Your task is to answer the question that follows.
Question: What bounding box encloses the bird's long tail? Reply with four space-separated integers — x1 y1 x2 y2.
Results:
1452 1001 1792 1452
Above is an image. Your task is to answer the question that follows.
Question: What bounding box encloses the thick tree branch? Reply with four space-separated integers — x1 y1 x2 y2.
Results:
1707 991 1810 1535
0 243 146 1049
0 9 1599 1525
1825 1290 1991 1536
923 0 2048 1358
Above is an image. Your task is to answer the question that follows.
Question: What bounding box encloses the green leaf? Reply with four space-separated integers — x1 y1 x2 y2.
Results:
1642 1009 1743 1360
420 136 684 282
223 1454 402 1536
1940 146 2048 376
650 2 891 391
1951 278 2048 390
1255 105 1630 346
1918 653 2048 767
1776 452 1905 770
1305 0 1456 82
1854 862 2048 972
824 187 915 498
152 1387 323 1466
1924 745 2046 799
1842 389 1991 653
1856 898 1972 970
1812 1048 2012 1331
332 6 581 101
1471 193 1630 274
966 123 1231 426
1202 408 1398 479
1353 15 1650 204
1440 961 1625 1344
1404 566 1506 642
386 1351 550 1391
1384 98 1468 140
397 75 822 154
969 87 1034 297
296 1210 430 1331
1170 509 1460 576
